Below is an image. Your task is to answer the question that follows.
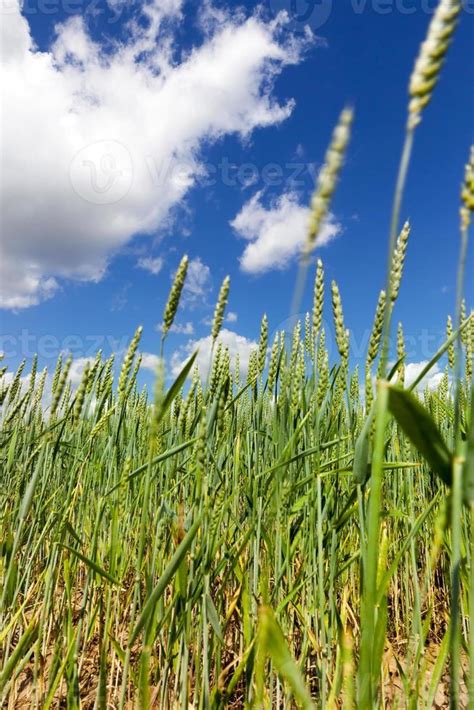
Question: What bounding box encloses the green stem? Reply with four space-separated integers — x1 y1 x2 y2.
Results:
358 383 389 706
380 127 415 377
450 457 463 709
450 222 470 707
358 124 416 705
290 259 310 320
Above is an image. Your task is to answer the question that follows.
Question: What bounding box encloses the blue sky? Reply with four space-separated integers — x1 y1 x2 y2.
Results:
1 0 473 389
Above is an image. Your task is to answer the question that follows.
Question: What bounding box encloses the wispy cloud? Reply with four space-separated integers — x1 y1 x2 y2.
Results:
137 256 164 275
156 321 195 335
183 257 212 304
404 361 446 391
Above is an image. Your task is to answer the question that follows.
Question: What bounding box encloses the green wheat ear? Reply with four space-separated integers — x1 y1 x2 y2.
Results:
408 0 461 129
461 146 474 231
118 326 143 401
397 322 406 386
27 355 38 400
257 314 268 374
7 360 25 405
290 109 352 319
304 312 311 355
211 275 230 342
390 221 410 303
304 108 353 261
267 333 279 394
51 354 63 396
312 259 325 341
162 255 189 339
331 281 349 362
317 334 329 407
447 315 455 370
367 290 386 367
73 362 90 423
50 354 72 418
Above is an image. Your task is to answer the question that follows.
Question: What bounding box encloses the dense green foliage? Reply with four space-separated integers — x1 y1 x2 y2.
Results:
0 294 472 707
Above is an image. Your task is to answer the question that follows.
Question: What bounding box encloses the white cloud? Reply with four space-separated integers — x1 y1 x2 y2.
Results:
183 257 211 303
170 328 257 377
1 2 308 309
404 361 445 391
140 352 162 372
226 311 238 323
231 190 340 274
137 256 164 275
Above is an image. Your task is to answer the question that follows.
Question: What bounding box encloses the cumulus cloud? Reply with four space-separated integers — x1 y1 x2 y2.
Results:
1 1 308 309
140 352 162 372
170 328 257 377
137 256 164 275
231 190 340 274
404 361 445 391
